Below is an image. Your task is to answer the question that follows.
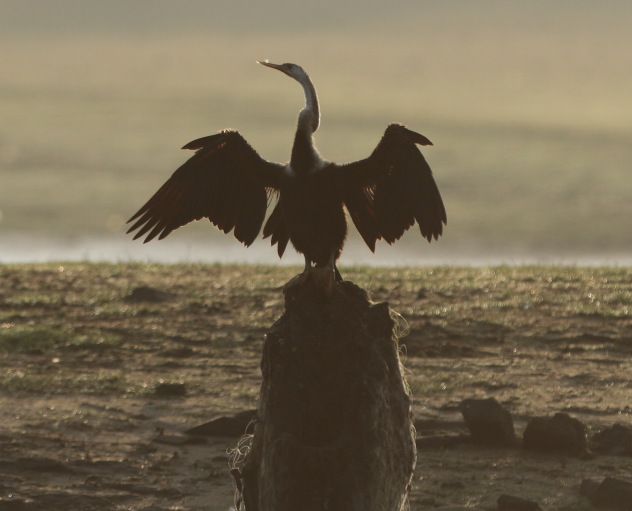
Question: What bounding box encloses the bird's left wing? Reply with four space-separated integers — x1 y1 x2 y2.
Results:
341 123 447 250
126 130 284 246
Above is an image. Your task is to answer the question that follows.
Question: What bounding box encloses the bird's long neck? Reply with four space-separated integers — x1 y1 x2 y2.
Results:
290 75 321 174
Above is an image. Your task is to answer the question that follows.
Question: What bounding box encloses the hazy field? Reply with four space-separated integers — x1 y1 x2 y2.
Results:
1 2 631 265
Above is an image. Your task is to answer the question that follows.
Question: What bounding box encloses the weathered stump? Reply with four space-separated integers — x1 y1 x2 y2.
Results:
233 279 416 511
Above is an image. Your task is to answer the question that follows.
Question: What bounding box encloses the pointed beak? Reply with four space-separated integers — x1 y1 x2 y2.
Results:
257 61 286 73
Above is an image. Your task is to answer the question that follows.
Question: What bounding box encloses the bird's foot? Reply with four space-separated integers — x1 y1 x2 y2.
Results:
310 266 337 296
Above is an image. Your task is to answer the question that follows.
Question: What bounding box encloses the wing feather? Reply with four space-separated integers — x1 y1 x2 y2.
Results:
343 186 380 252
127 130 284 246
341 123 446 249
262 199 290 257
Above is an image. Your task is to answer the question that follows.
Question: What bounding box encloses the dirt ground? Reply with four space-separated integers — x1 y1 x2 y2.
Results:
0 263 630 510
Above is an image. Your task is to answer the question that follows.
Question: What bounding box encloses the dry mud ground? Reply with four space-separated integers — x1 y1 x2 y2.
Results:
0 263 630 510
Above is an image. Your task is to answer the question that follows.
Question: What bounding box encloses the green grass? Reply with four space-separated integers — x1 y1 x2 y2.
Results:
0 368 142 395
1 262 630 399
0 325 68 353
0 324 121 354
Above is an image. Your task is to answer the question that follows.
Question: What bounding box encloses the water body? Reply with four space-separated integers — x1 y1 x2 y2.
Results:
2 233 630 268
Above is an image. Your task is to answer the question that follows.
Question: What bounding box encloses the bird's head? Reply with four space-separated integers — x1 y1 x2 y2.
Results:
257 61 308 82
258 60 319 133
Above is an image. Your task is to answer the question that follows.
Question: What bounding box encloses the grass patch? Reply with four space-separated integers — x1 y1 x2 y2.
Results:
0 368 144 396
0 324 122 354
1 262 630 400
0 324 69 353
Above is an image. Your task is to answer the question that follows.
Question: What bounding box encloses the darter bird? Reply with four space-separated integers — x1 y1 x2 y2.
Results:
127 61 447 291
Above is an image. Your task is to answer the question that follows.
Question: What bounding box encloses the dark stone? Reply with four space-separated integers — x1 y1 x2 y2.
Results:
154 382 187 397
233 279 416 511
581 477 632 510
497 494 542 511
458 397 516 445
125 286 175 303
580 478 600 501
523 413 587 455
185 410 257 437
591 424 632 456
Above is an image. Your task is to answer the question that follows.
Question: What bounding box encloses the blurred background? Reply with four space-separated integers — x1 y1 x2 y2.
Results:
1 0 631 266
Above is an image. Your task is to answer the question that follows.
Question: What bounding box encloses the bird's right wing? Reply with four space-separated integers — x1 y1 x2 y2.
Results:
126 130 284 246
341 123 446 250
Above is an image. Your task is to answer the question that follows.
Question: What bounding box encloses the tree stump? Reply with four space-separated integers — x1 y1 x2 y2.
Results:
232 278 416 511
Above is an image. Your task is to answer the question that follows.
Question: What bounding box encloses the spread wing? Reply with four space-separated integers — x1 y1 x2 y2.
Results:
341 123 447 250
126 130 284 246
262 198 291 258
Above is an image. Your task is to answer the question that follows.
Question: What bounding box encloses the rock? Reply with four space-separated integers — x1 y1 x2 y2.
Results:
591 424 632 456
523 413 587 455
581 477 632 510
154 382 187 397
125 286 175 303
497 494 542 511
458 397 516 445
580 478 600 500
185 410 257 437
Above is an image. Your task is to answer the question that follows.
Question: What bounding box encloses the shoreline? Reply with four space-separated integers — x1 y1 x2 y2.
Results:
2 232 631 267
